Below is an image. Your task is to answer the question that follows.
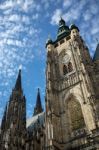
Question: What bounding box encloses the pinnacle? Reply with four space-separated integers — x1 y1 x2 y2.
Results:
14 69 22 92
33 88 43 116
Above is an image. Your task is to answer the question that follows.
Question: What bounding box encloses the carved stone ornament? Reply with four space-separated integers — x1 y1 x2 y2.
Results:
61 54 70 64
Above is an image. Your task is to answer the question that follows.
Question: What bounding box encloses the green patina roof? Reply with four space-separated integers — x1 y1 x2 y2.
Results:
93 43 99 61
46 19 80 46
70 24 79 31
57 18 70 40
59 18 65 26
46 38 53 47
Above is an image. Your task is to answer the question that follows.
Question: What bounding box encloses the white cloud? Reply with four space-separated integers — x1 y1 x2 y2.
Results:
0 1 42 109
23 0 34 11
83 11 92 21
3 9 12 15
63 0 72 7
19 64 23 70
0 0 98 123
51 0 99 25
32 14 39 20
50 0 99 56
90 2 99 15
9 14 21 22
50 9 62 25
21 0 41 12
0 1 15 10
91 28 99 35
50 0 86 25
41 0 50 9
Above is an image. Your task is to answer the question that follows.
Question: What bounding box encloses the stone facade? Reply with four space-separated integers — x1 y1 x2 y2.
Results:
0 18 99 150
45 18 99 150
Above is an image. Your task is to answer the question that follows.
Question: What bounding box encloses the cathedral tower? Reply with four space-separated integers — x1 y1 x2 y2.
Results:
1 70 26 150
45 18 99 150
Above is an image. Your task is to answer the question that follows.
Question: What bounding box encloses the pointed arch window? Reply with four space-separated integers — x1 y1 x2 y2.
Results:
68 99 85 131
63 65 68 75
68 62 73 72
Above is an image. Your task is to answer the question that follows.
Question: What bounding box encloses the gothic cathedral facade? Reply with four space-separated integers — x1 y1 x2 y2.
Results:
45 18 99 150
0 18 99 150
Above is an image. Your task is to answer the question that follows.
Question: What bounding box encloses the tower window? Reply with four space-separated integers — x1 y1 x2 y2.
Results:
68 62 73 72
54 43 58 48
60 39 64 45
63 65 68 75
66 36 70 41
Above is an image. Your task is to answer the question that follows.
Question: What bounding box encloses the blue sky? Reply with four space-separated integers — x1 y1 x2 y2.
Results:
0 0 99 123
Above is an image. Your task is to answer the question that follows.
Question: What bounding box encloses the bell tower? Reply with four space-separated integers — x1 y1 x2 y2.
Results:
45 18 99 150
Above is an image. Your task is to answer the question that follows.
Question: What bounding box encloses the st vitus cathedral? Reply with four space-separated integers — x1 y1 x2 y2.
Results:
0 18 99 150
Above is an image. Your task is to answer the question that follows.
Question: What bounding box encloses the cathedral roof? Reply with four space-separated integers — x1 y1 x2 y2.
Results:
93 43 99 61
26 112 45 132
57 17 70 40
70 24 79 31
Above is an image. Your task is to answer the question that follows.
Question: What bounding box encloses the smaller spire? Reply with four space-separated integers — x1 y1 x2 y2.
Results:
33 88 43 116
46 34 53 47
59 17 66 26
70 24 79 32
14 69 22 92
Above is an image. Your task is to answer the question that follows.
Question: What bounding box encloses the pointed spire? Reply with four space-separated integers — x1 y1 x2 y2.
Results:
33 88 43 116
59 17 66 27
93 43 99 61
14 69 22 92
46 34 53 47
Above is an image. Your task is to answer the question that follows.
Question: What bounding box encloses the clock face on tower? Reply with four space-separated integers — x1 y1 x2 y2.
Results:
61 54 70 64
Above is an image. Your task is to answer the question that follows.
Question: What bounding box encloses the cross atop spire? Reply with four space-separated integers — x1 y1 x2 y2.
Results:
14 69 22 92
33 88 43 116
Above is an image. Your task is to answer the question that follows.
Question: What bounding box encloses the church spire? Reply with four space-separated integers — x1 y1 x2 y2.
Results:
33 88 43 116
14 69 22 92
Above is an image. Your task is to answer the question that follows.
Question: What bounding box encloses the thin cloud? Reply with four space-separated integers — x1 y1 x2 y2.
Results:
0 0 42 115
50 9 62 25
0 0 99 123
